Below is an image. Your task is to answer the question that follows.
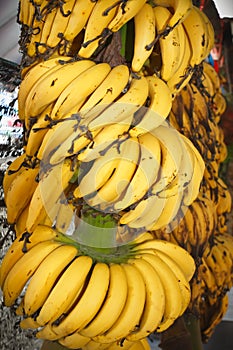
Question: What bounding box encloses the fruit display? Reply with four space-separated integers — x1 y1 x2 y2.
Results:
1 0 232 349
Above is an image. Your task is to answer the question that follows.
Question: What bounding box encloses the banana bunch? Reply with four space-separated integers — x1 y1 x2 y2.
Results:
139 4 214 97
0 225 195 345
196 232 233 342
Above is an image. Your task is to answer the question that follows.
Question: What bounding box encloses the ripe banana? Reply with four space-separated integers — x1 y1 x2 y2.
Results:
166 23 192 97
2 152 27 199
50 62 111 119
0 225 60 288
59 332 90 349
73 135 122 199
154 249 191 316
126 257 165 340
93 263 146 343
140 252 183 333
2 240 62 306
132 3 156 72
17 56 71 119
131 238 195 281
63 0 96 42
181 136 205 206
23 244 78 315
51 262 110 337
78 0 119 58
153 6 183 82
5 165 39 224
79 64 130 117
86 136 140 210
45 0 77 49
26 158 75 233
36 255 93 326
129 75 172 137
151 0 193 29
80 263 128 338
108 0 147 33
114 131 161 211
24 59 95 118
87 75 149 131
182 6 212 67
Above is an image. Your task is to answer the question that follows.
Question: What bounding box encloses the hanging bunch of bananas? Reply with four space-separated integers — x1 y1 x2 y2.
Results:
0 225 195 347
2 0 229 349
153 49 232 343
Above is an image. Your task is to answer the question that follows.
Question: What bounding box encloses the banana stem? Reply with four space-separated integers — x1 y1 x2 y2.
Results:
184 313 204 350
159 316 193 350
40 340 69 350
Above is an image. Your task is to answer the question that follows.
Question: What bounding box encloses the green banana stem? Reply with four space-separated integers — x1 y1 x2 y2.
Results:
75 205 118 249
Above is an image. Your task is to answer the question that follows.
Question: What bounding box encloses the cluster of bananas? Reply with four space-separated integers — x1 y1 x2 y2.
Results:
0 225 195 348
152 60 233 342
1 0 231 348
18 0 214 97
4 55 205 236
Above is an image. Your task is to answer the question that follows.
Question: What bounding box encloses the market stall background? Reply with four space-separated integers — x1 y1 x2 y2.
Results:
0 1 233 350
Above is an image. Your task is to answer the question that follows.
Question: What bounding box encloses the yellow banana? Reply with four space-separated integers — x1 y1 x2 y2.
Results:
87 75 149 131
126 257 165 340
26 158 75 233
36 255 93 326
80 263 128 338
63 0 96 42
148 182 183 231
93 263 146 343
5 165 39 224
132 238 195 281
154 250 191 316
17 56 71 119
24 59 95 119
86 136 140 210
153 6 183 81
51 262 110 337
108 0 147 33
132 3 156 72
129 75 172 137
114 131 161 211
181 136 205 206
25 104 54 157
2 152 27 199
182 6 212 67
73 140 120 199
49 126 103 165
18 0 30 26
45 0 77 48
54 200 76 234
2 240 62 306
23 244 78 315
202 61 221 93
78 0 119 58
0 225 60 288
166 25 192 97
79 64 130 117
20 317 40 330
140 252 183 332
36 5 59 55
151 0 193 28
50 62 111 119
59 332 90 349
